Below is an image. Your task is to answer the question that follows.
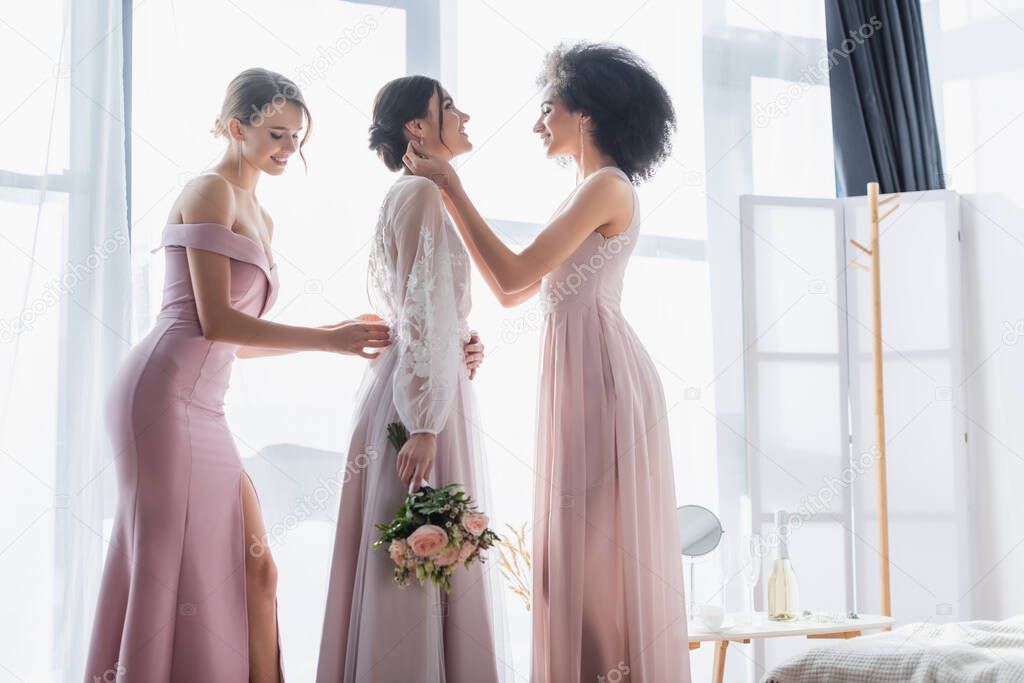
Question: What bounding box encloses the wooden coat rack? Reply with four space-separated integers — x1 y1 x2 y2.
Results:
848 181 899 619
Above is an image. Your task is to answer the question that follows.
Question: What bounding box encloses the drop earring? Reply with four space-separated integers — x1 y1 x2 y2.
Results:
578 118 585 183
236 139 242 177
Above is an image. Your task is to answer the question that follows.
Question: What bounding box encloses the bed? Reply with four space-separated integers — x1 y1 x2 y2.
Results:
762 616 1024 683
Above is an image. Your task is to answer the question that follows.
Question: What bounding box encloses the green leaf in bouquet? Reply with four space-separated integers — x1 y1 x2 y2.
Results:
386 422 409 452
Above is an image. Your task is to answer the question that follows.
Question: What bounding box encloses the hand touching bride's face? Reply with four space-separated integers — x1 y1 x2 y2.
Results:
404 87 473 161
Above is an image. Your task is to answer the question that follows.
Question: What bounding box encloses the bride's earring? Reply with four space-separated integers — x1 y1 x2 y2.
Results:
578 118 585 183
236 138 242 176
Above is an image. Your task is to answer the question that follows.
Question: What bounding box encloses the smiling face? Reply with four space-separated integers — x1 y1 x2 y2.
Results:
406 87 472 160
533 85 581 158
231 100 306 176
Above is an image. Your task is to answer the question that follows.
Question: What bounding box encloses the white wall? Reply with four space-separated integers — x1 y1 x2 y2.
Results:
925 0 1024 620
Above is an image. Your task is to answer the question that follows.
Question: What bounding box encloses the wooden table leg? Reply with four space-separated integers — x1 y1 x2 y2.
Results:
807 630 862 639
712 640 729 683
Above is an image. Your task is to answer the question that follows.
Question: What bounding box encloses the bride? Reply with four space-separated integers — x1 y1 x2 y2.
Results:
316 75 508 682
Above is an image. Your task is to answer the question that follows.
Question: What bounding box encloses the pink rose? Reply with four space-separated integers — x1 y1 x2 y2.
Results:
408 525 449 557
462 512 489 537
388 539 408 566
458 541 476 563
434 545 460 567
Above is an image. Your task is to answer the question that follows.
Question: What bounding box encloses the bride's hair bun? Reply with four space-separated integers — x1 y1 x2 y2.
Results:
367 121 387 147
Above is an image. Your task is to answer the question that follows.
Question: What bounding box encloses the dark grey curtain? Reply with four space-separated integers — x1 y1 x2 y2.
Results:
825 0 945 196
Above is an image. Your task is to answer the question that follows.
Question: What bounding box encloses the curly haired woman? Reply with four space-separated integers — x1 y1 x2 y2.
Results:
405 42 691 683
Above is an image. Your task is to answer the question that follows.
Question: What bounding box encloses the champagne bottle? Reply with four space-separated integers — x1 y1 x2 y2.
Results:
767 509 800 621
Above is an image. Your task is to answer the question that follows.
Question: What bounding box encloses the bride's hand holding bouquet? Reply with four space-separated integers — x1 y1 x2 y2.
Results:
374 422 499 592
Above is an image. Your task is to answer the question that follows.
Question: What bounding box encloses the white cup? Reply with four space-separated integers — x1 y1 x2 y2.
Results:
700 604 725 630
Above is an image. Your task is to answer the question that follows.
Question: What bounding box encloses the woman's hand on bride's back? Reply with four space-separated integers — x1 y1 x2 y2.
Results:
322 315 390 358
463 331 484 380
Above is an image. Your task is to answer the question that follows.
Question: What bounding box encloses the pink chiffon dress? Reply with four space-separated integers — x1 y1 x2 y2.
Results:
83 223 283 682
531 166 691 682
316 176 508 682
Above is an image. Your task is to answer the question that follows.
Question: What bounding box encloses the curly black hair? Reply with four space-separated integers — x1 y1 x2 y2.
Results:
538 42 676 184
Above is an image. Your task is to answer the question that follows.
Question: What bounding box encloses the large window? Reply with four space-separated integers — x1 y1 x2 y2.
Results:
127 0 844 678
0 1 842 679
701 3 837 678
130 1 720 677
450 2 718 666
450 0 719 507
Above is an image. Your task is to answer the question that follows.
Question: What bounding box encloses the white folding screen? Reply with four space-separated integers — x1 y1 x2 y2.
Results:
740 189 966 671
843 191 968 624
739 196 853 670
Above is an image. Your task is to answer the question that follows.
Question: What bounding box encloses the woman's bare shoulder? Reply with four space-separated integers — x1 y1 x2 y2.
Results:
169 173 237 226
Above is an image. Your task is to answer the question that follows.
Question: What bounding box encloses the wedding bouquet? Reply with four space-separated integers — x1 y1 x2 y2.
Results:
373 422 499 592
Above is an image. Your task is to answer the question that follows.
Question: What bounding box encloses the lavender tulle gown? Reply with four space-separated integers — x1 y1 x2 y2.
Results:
531 166 691 682
84 223 283 682
317 176 508 682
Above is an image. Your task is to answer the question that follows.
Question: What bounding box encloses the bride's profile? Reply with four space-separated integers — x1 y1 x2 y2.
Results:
316 75 508 683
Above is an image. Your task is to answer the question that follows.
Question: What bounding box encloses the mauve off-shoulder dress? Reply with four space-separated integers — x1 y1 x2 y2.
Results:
83 223 283 682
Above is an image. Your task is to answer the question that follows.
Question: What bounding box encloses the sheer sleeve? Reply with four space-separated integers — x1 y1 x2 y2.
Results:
390 178 464 435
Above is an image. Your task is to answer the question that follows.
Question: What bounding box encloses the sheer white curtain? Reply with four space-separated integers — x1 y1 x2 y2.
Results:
0 0 131 679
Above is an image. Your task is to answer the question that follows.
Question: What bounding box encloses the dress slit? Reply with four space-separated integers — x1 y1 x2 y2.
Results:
239 468 287 681
84 222 282 682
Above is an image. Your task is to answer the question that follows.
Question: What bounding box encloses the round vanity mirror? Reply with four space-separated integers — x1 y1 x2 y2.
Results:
677 504 724 557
